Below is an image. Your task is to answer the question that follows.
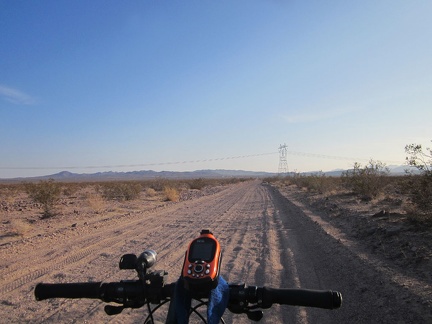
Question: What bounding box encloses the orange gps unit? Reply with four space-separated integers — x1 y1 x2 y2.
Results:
181 230 222 296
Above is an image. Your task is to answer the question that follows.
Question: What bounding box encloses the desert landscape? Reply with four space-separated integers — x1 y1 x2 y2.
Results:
0 177 431 323
3 2 431 323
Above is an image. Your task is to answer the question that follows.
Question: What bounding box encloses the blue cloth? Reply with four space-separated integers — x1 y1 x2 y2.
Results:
207 276 229 324
173 276 229 324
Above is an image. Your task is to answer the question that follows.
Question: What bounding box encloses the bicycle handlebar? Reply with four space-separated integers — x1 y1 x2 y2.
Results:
261 287 342 309
35 281 342 310
33 233 342 321
35 282 102 300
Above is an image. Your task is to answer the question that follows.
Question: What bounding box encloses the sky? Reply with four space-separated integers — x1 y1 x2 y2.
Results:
1 1 431 178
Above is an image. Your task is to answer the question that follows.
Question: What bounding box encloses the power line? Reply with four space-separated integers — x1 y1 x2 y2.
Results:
0 152 278 170
0 150 404 170
286 151 402 164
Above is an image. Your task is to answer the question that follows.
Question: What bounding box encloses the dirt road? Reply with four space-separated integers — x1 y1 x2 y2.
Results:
1 180 430 323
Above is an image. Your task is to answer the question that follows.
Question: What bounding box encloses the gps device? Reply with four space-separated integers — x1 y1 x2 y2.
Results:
181 230 222 297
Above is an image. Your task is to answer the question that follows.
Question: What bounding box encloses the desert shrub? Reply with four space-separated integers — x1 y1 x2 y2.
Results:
279 172 340 193
403 141 432 221
99 181 142 201
11 218 32 237
188 178 206 190
412 174 432 212
226 177 248 185
24 179 62 218
86 192 105 214
164 186 179 202
342 160 390 199
262 176 279 184
0 184 22 203
404 174 432 221
62 183 81 197
206 178 222 186
304 172 339 193
405 141 432 172
145 187 157 197
288 172 309 189
149 179 170 192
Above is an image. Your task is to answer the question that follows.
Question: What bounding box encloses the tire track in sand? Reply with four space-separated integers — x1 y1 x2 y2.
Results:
1 181 300 323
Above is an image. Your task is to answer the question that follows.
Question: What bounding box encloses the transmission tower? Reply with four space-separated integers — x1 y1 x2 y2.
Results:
278 144 289 175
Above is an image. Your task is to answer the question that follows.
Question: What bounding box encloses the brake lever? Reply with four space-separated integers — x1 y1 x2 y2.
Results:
246 310 263 321
104 305 124 315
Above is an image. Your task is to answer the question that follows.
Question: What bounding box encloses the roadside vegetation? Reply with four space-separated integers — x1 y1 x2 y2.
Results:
403 141 432 222
0 177 249 240
2 141 430 235
267 172 431 226
263 142 432 279
0 177 248 220
97 181 142 201
24 179 62 218
265 141 432 227
341 160 390 198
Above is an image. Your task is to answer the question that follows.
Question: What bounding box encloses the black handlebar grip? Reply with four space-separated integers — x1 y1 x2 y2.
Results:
35 282 102 301
261 288 342 309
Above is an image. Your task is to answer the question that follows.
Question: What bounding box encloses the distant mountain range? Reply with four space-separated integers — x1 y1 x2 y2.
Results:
0 165 419 182
1 169 278 182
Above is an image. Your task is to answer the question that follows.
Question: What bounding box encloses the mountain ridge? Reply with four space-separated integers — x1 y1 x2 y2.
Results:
0 165 419 183
0 169 277 182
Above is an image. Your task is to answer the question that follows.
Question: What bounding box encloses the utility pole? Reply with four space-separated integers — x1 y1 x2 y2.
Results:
278 144 288 175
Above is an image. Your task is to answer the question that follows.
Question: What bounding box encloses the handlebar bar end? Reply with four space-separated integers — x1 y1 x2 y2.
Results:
331 291 343 309
34 283 44 301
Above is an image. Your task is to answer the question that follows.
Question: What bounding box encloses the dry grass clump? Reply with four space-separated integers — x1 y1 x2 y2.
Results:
145 188 157 197
164 186 180 202
10 218 32 237
86 193 106 214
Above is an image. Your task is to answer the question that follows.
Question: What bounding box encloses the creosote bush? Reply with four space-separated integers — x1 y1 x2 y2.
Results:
99 181 142 201
403 141 432 222
342 160 390 199
405 141 432 172
188 178 206 190
149 179 170 192
402 174 432 223
287 172 339 194
0 184 21 203
24 179 62 218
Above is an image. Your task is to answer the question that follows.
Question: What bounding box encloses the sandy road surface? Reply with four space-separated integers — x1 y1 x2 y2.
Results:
1 180 430 323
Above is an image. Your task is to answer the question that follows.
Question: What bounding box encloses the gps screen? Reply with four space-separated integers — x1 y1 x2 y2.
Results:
189 241 215 261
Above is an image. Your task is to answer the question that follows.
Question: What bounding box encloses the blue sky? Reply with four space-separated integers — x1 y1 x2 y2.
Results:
1 1 431 178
